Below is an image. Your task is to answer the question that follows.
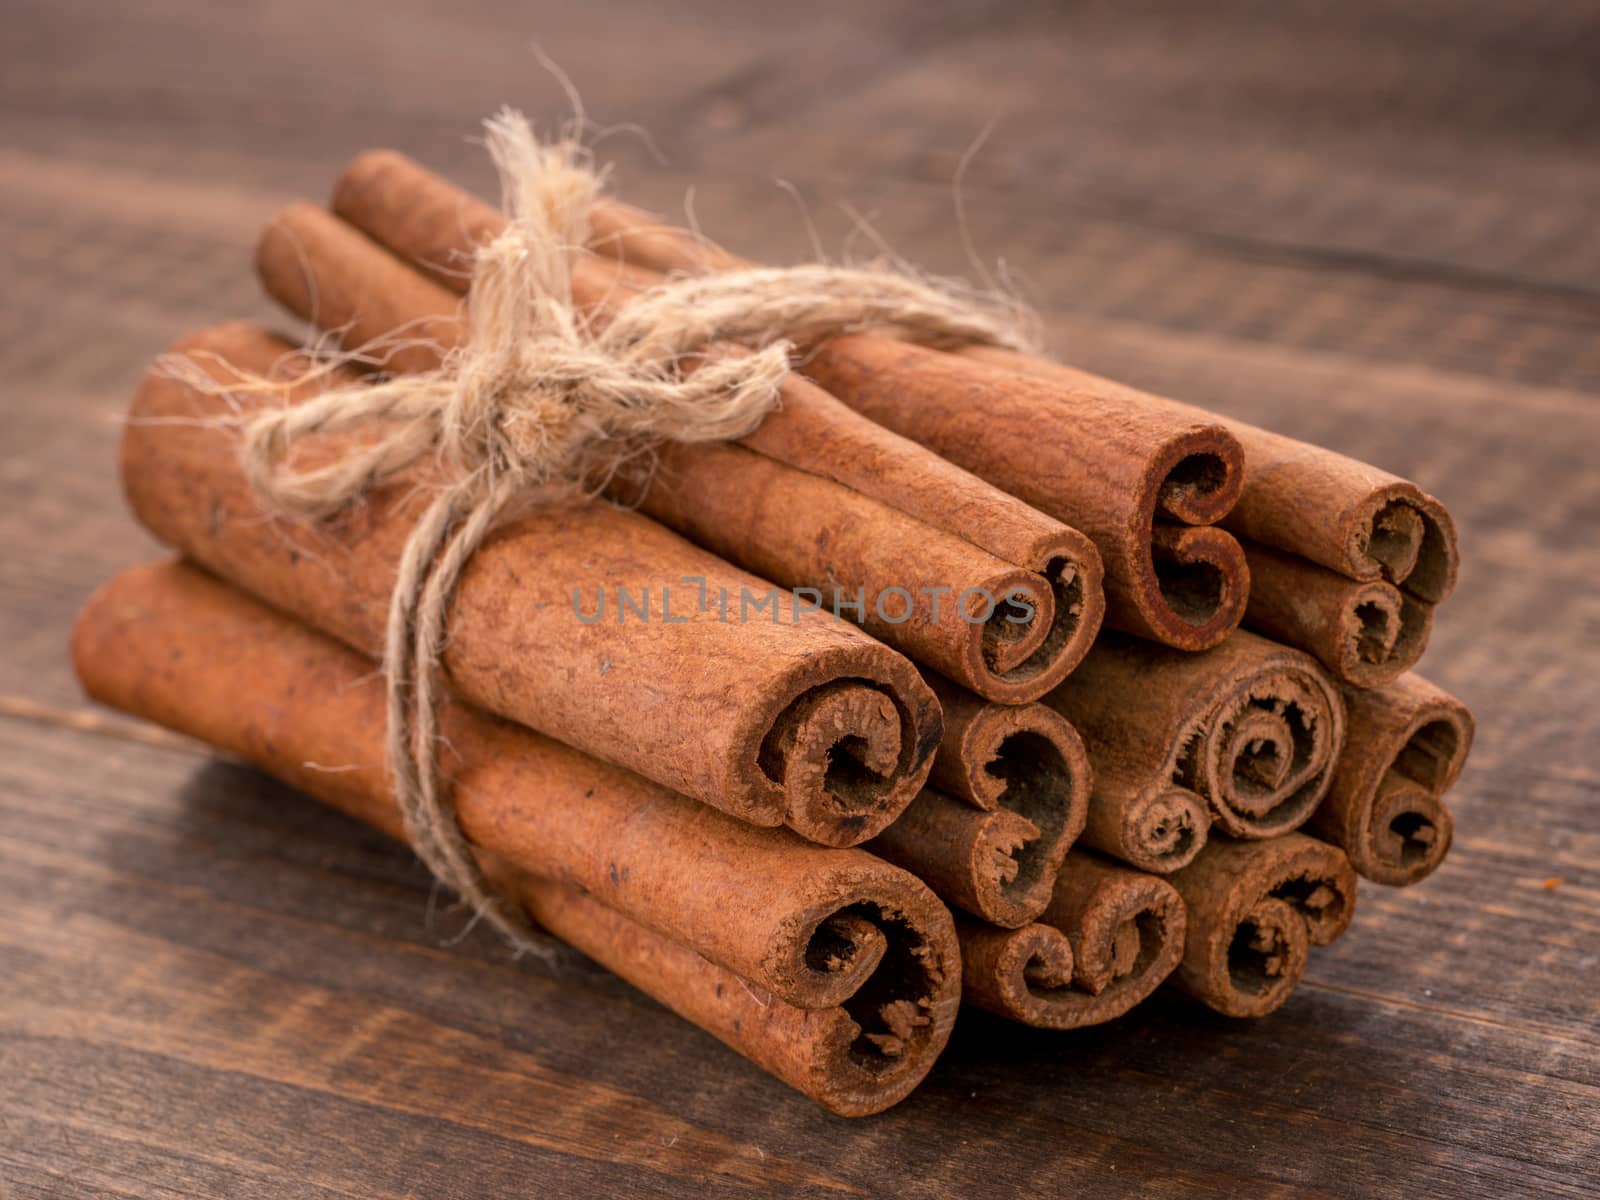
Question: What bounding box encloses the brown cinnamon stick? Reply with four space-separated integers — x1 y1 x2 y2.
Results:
959 850 1186 1028
867 674 1089 927
1242 540 1432 688
1167 834 1357 1018
1044 630 1347 868
582 193 1464 636
960 349 1460 605
1311 673 1473 886
517 874 946 1116
123 322 940 846
554 180 1252 651
327 153 1106 700
73 560 962 1116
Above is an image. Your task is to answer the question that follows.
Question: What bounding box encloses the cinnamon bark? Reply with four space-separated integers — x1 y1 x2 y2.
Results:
868 674 1090 927
553 178 1252 650
1311 673 1473 886
583 192 1464 627
1167 834 1357 1018
1242 540 1431 688
328 152 1106 699
73 560 961 1116
958 850 1186 1029
123 322 939 846
1044 630 1347 867
517 875 948 1116
961 348 1460 605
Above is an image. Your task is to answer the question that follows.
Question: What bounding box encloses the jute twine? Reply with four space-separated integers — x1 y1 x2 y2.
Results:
211 110 1037 952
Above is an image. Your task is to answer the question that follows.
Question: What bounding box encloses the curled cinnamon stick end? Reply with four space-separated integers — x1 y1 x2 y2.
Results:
1168 834 1357 1017
331 150 1106 702
73 562 961 1115
1242 540 1431 688
1047 631 1347 850
870 677 1091 926
1311 673 1473 885
126 323 939 846
516 874 956 1117
1081 765 1209 874
1226 457 1461 606
959 851 1185 1028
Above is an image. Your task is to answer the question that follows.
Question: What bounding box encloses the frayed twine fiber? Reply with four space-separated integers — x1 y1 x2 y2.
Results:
204 109 1036 954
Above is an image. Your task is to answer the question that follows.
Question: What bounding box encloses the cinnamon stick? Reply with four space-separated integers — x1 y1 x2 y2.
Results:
1043 630 1347 868
958 850 1186 1029
1310 673 1473 886
327 153 1106 700
867 674 1089 927
517 874 946 1116
1242 540 1431 688
123 322 940 846
569 194 1457 611
73 560 962 1116
1166 834 1357 1018
553 180 1252 651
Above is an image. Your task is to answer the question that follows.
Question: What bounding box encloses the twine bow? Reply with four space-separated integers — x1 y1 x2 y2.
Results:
228 110 1036 952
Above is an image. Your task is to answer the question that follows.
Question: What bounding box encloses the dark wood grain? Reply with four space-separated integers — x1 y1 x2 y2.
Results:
1 1 1596 1196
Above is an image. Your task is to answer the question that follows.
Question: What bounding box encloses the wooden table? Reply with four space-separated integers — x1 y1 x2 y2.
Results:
3 1 1596 1195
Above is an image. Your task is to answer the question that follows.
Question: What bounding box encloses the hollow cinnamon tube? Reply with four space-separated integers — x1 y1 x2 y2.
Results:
1167 834 1357 1018
958 850 1186 1029
73 562 960 1115
1311 673 1473 886
1044 631 1347 860
553 180 1251 650
1242 540 1432 689
960 349 1460 606
327 155 1106 698
516 874 949 1116
635 440 1060 699
1073 761 1210 876
868 675 1090 927
124 322 939 846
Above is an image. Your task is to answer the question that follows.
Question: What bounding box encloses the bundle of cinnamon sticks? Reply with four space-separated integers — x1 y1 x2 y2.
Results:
73 135 1473 1115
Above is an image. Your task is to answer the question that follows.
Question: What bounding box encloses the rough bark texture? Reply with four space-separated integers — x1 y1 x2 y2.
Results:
1242 539 1431 688
1311 673 1474 885
72 560 962 1117
1044 630 1347 866
1166 834 1358 1018
868 673 1090 927
123 322 939 846
958 849 1187 1028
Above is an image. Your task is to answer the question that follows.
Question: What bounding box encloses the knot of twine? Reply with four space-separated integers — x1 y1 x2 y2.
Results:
236 110 1036 953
